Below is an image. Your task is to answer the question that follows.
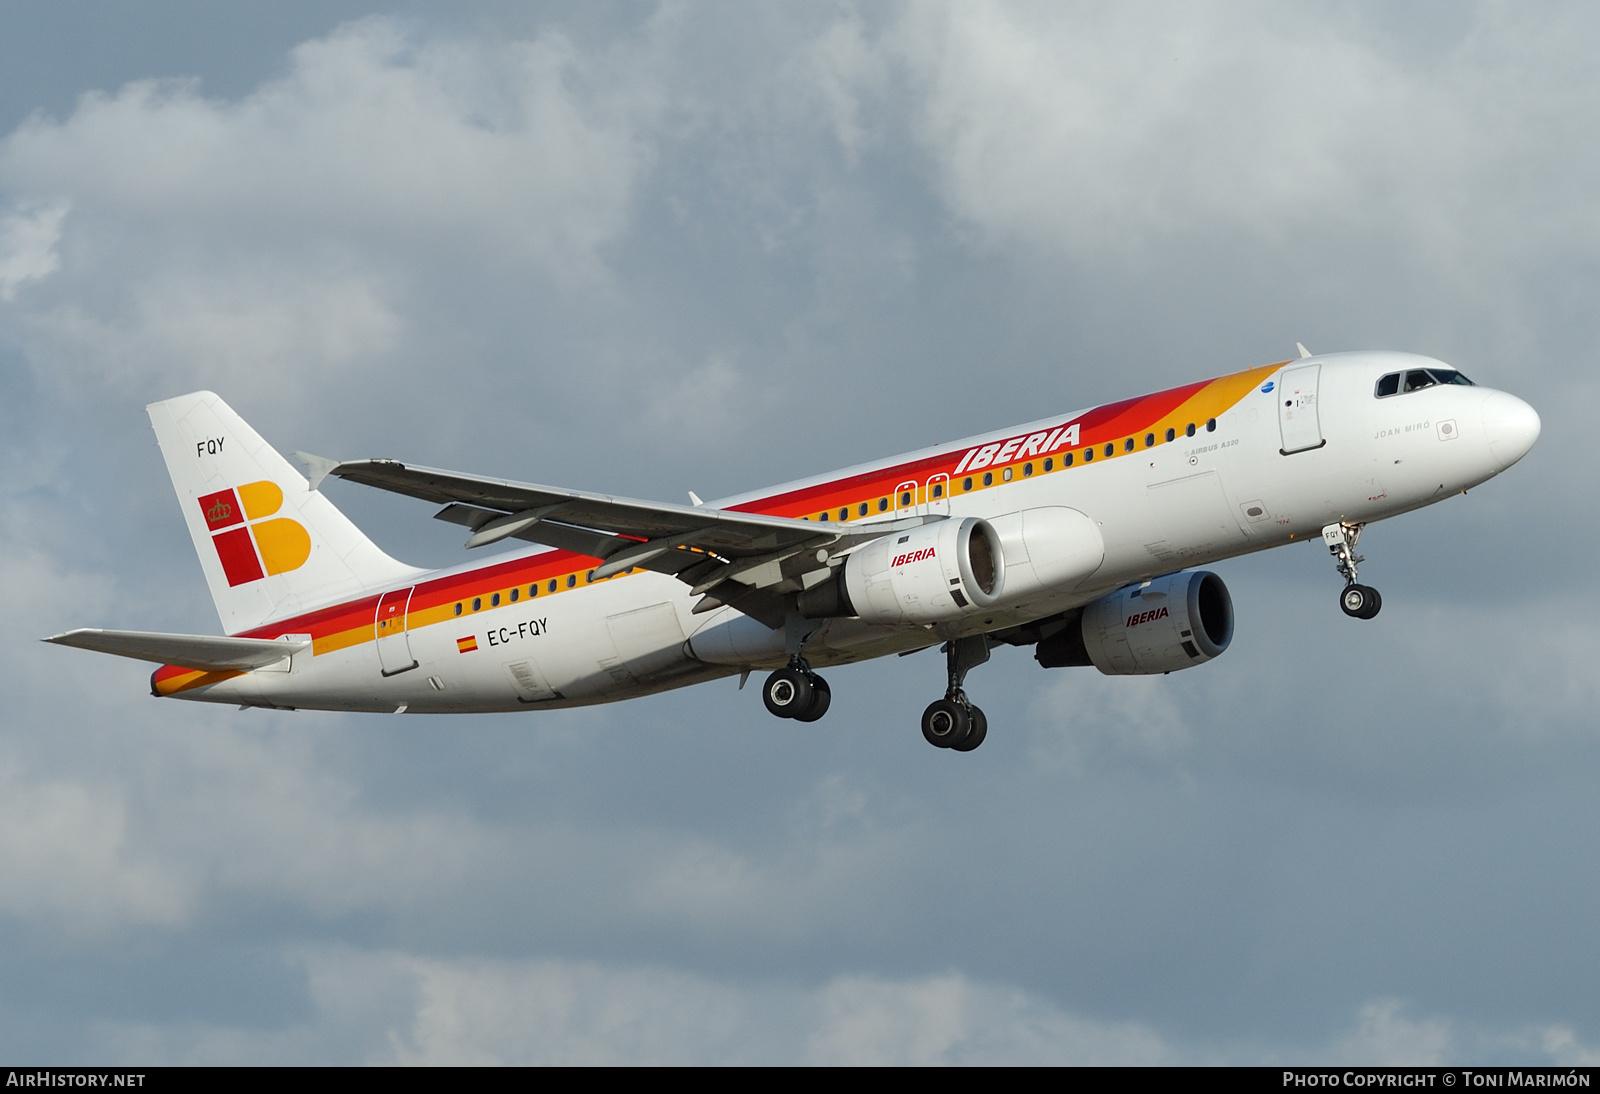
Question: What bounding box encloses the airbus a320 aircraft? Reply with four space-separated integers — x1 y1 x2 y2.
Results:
47 350 1539 752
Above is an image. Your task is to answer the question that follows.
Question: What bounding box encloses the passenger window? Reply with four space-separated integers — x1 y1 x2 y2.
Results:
1123 438 1134 452
858 502 869 516
1043 457 1054 471
1375 373 1400 397
878 497 888 512
1104 443 1114 457
1063 452 1073 466
1206 418 1216 432
1185 423 1196 437
586 570 595 583
1022 462 1033 477
566 575 576 588
1002 468 1013 481
1404 369 1436 393
1165 427 1176 442
899 491 912 506
510 587 519 602
491 592 501 606
839 508 849 521
529 585 537 598
1083 448 1093 462
932 483 944 498
472 598 481 611
454 602 462 616
962 477 972 491
982 472 993 486
1145 433 1154 447
548 579 558 593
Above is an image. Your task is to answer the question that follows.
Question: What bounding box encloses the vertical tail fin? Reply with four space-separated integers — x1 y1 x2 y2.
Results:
147 391 423 635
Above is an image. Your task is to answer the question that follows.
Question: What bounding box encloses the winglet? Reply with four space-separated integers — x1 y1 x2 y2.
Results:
1296 342 1313 359
688 491 704 507
295 451 341 492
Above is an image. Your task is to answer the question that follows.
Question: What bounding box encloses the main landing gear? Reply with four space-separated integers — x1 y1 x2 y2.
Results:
764 618 832 723
1323 521 1382 620
921 636 990 752
762 660 831 722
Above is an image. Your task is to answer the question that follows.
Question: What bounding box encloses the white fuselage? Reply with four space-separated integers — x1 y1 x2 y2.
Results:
176 352 1538 714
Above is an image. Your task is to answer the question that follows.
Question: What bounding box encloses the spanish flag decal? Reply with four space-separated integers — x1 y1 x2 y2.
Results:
457 636 478 654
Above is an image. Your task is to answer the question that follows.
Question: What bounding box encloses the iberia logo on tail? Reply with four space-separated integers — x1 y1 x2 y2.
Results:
197 481 311 586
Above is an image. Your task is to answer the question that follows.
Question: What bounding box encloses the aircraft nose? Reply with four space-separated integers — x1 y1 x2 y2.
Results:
1479 390 1541 469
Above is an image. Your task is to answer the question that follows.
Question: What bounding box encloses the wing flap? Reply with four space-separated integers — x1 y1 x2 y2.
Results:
317 456 939 625
44 629 310 671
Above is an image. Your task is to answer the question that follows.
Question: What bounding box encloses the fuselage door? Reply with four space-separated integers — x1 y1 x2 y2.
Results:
895 480 919 520
925 473 950 516
1278 363 1325 454
375 587 419 676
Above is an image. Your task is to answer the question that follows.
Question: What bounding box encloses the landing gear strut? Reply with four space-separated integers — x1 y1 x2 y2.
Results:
921 635 989 751
1323 521 1382 620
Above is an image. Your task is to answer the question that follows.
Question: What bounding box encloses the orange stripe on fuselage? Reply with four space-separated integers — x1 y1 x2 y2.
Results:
155 361 1285 690
152 665 245 696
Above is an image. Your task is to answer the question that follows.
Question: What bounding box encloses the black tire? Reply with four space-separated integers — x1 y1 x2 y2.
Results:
951 705 987 751
1340 584 1377 619
763 667 814 719
1360 587 1382 619
921 698 971 749
793 674 832 722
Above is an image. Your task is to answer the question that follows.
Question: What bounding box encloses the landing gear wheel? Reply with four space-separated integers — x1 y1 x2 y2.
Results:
951 704 987 752
793 674 831 722
1339 584 1382 620
921 698 972 749
763 667 815 719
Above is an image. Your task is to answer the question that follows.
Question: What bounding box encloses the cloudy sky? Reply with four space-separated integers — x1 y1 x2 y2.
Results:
0 0 1594 1064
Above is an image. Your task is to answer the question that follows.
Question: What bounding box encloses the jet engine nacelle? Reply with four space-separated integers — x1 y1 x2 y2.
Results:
800 517 1004 625
1036 570 1234 675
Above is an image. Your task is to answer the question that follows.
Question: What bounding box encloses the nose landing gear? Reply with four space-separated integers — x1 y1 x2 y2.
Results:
1323 522 1382 620
921 635 990 752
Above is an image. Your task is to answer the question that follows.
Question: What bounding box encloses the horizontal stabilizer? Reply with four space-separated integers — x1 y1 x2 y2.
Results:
43 629 310 671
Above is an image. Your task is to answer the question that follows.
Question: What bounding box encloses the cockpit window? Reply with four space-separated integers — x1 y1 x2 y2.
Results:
1376 367 1475 399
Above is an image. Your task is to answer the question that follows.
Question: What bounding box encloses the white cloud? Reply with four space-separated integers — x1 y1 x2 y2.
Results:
1027 670 1195 777
0 16 658 407
0 200 67 300
0 19 651 272
101 949 1178 1065
95 949 1600 1066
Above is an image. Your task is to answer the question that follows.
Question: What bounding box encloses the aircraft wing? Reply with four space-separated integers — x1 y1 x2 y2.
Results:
305 456 930 626
43 629 309 671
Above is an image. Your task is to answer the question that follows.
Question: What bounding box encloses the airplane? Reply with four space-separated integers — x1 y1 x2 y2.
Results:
45 349 1540 752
